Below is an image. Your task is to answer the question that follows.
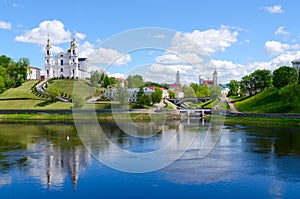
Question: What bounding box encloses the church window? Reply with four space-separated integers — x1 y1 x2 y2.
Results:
47 50 49 55
61 68 63 72
73 50 75 55
47 59 49 63
47 70 49 75
61 54 63 57
60 60 63 66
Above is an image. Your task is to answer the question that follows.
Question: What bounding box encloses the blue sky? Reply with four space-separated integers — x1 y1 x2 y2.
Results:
0 0 300 84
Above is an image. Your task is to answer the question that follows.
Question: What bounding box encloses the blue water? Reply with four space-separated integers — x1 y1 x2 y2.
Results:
0 122 300 198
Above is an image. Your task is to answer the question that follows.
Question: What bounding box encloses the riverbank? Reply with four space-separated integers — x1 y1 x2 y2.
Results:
0 111 299 127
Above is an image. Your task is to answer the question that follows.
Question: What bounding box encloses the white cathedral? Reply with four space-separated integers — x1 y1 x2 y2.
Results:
44 37 88 79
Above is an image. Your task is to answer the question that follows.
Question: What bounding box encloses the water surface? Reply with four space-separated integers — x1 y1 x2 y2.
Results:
0 120 300 198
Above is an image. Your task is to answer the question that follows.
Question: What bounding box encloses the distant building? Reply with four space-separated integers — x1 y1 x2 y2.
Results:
175 71 180 84
104 87 155 102
213 70 218 85
291 58 300 84
201 70 218 86
26 66 41 80
44 37 88 79
115 78 128 88
168 83 181 90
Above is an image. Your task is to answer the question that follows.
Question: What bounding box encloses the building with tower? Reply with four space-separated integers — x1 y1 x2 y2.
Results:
213 70 218 85
291 58 300 84
44 37 88 79
175 71 180 84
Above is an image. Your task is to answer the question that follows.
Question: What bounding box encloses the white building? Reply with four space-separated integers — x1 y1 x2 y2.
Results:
44 38 88 79
104 87 155 102
26 66 41 80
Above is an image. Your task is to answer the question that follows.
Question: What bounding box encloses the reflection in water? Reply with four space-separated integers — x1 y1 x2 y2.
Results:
0 121 299 198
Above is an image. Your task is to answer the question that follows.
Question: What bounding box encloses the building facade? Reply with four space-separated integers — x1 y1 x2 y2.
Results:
26 66 41 80
44 38 88 79
291 58 300 84
104 87 155 102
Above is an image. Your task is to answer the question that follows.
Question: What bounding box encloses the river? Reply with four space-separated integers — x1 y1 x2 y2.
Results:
0 119 299 198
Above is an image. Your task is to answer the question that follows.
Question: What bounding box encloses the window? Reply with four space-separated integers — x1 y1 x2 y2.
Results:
47 50 49 55
47 59 49 63
60 54 63 57
47 70 49 75
73 50 75 55
61 68 63 72
60 60 63 66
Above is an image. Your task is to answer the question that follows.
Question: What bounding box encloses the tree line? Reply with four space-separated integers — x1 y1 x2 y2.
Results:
228 66 299 97
0 55 30 93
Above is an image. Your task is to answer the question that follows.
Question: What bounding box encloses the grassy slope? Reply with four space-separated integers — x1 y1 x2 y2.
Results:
46 79 103 98
0 80 71 110
234 88 300 113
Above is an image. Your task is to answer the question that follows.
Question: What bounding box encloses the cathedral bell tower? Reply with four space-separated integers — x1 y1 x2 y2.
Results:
69 38 79 78
45 36 53 79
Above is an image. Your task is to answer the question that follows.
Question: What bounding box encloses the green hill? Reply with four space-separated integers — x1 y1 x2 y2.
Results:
234 88 300 113
0 80 71 110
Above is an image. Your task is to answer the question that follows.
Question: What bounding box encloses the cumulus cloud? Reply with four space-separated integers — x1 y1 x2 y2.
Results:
264 41 299 56
88 47 132 66
74 32 86 40
275 26 289 36
15 20 75 45
0 20 12 30
262 5 283 14
78 41 94 58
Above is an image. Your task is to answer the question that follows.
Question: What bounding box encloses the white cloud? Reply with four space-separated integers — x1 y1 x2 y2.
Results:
15 20 74 45
155 52 203 65
51 45 65 54
78 41 94 58
88 47 131 66
171 25 238 56
262 5 283 14
275 26 289 36
264 41 299 56
0 20 12 30
74 32 86 40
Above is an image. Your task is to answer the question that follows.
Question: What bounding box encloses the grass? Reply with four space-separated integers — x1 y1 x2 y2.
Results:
46 79 103 99
203 98 220 108
234 88 300 113
0 80 71 110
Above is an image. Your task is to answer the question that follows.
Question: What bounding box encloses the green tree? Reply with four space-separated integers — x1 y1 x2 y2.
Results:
228 80 239 96
114 87 129 105
183 85 196 98
90 71 100 86
168 90 175 98
273 66 298 89
151 87 163 103
209 85 221 100
136 86 151 107
251 69 272 93
127 75 144 88
279 83 300 108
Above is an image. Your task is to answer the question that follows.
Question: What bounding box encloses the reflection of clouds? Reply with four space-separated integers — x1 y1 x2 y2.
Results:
0 174 12 188
162 128 242 184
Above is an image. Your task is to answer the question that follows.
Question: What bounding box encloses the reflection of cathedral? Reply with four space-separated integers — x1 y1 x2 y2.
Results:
27 141 91 189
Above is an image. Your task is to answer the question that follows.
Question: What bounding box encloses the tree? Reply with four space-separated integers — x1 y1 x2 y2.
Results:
273 66 298 89
168 90 175 98
279 83 300 108
227 80 239 96
251 69 272 93
151 87 162 103
73 94 84 108
209 85 221 100
114 87 129 105
183 85 196 98
127 75 144 88
136 86 151 107
90 71 100 86
190 83 210 97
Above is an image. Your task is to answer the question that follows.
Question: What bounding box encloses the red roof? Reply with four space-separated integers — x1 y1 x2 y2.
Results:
203 80 214 85
115 78 128 82
168 83 181 88
25 66 41 70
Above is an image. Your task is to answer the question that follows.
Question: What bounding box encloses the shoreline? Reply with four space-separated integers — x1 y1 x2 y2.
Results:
0 111 299 126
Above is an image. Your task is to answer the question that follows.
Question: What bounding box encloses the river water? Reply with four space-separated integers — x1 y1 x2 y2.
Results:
0 119 299 198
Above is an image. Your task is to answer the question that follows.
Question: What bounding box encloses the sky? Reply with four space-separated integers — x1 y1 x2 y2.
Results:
1 0 300 84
